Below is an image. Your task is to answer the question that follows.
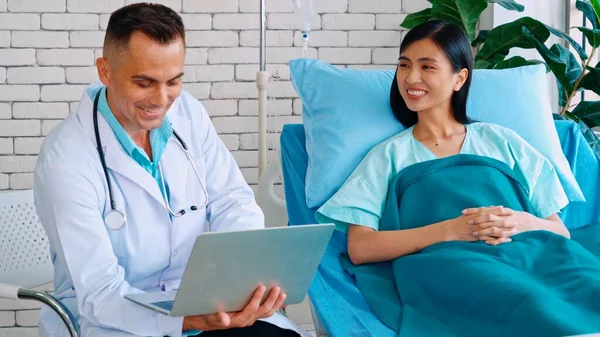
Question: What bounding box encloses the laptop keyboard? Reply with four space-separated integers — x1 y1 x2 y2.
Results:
151 300 174 311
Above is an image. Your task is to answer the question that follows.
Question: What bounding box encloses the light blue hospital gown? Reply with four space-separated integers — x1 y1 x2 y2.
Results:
316 122 569 234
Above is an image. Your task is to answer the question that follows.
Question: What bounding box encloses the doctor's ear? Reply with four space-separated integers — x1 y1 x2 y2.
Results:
96 57 111 86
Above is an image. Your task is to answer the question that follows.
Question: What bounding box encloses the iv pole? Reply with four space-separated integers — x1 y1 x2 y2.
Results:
255 0 287 228
257 0 269 177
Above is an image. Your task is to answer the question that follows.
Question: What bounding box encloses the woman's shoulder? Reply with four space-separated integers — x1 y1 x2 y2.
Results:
468 121 522 141
382 126 415 146
356 127 415 172
468 121 508 132
366 126 414 154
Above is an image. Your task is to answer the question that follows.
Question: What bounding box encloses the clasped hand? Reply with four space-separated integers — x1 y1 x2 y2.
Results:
182 285 286 331
446 206 534 246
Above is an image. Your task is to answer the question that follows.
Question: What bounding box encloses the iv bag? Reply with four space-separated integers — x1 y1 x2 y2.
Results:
294 0 314 37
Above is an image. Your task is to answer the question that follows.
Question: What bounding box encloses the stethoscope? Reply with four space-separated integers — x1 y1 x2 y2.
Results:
93 90 209 230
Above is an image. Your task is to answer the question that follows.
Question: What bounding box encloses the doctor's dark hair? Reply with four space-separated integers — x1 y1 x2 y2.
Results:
103 3 185 57
390 20 473 127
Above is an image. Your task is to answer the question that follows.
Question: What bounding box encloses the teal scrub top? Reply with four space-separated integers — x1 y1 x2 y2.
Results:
316 122 569 234
97 87 173 195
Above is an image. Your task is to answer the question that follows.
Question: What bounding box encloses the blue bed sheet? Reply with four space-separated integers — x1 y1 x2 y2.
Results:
280 120 600 337
281 124 396 337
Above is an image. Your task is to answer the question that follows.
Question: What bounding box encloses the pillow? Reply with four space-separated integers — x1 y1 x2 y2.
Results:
289 58 585 209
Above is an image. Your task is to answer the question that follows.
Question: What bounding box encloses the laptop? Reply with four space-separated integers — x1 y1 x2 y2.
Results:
125 223 335 317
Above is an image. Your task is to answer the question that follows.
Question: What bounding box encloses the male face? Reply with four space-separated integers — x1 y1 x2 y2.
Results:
96 31 185 135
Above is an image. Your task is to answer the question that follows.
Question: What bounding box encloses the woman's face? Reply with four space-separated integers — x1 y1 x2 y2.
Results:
396 38 467 114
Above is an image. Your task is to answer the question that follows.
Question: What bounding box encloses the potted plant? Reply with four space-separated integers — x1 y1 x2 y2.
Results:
400 0 600 154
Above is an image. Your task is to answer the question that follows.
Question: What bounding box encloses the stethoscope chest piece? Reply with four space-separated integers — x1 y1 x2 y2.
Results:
105 209 126 231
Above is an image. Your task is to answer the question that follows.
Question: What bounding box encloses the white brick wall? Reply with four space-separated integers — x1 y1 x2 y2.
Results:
0 31 9 47
0 103 10 118
41 13 99 30
0 49 36 66
7 67 65 84
0 13 40 30
11 31 70 48
322 14 375 30
0 311 15 327
7 0 65 12
0 0 410 333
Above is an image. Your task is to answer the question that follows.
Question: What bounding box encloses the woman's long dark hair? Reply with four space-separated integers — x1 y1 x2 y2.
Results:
390 20 473 127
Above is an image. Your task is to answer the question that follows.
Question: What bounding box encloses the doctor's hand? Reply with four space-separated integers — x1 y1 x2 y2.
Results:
443 206 515 245
182 286 287 331
462 206 535 245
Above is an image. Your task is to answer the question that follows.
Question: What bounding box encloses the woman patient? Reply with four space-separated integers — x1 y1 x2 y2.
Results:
318 19 569 262
316 20 600 337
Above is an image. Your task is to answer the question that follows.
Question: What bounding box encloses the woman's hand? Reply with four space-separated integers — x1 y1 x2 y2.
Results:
443 206 516 245
182 285 286 331
462 206 535 244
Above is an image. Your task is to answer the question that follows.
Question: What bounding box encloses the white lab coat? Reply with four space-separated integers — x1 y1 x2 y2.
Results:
34 84 305 337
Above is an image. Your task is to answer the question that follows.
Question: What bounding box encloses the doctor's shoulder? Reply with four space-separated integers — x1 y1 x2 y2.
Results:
174 89 217 145
175 89 210 122
36 112 102 180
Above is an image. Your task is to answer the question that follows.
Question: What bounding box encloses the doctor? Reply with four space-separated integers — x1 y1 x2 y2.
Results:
34 3 305 337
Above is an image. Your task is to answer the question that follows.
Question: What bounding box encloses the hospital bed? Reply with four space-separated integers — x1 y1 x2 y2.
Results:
254 119 600 337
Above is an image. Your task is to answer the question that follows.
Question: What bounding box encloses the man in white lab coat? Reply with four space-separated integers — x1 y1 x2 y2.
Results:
34 3 306 337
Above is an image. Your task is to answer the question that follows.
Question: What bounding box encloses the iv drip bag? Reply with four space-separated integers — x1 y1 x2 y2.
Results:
294 0 314 37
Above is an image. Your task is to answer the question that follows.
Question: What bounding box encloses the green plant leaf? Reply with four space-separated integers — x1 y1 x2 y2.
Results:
476 17 550 62
558 82 569 108
474 60 494 68
471 30 489 48
546 25 588 60
591 0 600 25
431 0 488 41
576 117 600 156
576 0 600 29
486 0 524 12
522 27 582 96
580 67 600 95
565 111 581 121
492 56 545 69
572 101 600 127
553 112 567 120
553 43 583 95
400 8 433 29
575 27 600 47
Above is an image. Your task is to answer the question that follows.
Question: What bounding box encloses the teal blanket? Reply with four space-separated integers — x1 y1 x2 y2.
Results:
342 155 600 337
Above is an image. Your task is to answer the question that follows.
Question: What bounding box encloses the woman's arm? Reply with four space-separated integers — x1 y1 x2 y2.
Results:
348 206 518 265
535 213 570 238
347 223 447 265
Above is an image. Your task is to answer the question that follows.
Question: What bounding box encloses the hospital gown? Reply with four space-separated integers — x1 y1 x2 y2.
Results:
316 122 569 233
